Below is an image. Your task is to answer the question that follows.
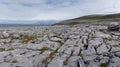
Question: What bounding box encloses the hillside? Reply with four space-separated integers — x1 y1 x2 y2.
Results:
54 13 120 25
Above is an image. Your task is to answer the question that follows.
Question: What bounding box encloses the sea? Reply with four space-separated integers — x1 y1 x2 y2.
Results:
0 20 59 27
0 24 53 27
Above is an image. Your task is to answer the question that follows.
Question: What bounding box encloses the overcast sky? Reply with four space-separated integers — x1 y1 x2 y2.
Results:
0 0 120 20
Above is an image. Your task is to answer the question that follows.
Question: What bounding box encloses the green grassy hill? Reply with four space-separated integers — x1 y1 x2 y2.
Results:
54 13 120 25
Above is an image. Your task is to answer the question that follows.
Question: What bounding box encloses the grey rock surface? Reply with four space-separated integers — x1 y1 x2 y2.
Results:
0 24 119 67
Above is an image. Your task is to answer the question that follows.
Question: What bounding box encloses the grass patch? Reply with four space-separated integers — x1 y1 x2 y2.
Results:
40 47 53 54
42 39 63 67
20 51 27 55
63 59 67 65
12 59 18 63
78 49 83 57
3 41 7 44
63 49 74 65
8 52 13 57
0 48 5 52
100 63 107 67
7 47 14 51
57 41 64 46
20 34 37 43
42 48 59 66
42 57 49 67
8 33 13 40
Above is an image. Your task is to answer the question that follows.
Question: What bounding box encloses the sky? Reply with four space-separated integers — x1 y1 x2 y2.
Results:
0 0 120 21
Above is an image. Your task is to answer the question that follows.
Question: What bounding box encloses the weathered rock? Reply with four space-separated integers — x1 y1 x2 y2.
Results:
81 47 96 56
88 60 100 67
111 46 120 52
11 62 33 67
0 63 12 67
108 57 120 67
0 24 119 67
12 34 20 39
97 44 109 54
33 54 48 67
115 52 120 58
66 56 86 67
103 52 114 58
0 52 10 63
2 31 9 38
94 32 111 38
77 58 86 67
48 57 64 67
82 55 97 62
89 38 103 47
108 22 119 31
50 37 62 41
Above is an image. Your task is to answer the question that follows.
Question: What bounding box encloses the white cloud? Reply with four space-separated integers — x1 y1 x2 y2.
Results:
0 0 120 20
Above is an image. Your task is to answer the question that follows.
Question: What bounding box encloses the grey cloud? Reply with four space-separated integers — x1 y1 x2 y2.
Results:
0 0 120 20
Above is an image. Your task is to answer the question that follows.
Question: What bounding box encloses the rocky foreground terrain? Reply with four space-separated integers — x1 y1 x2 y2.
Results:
0 24 120 67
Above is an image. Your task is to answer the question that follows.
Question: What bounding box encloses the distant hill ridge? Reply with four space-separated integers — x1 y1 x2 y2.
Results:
54 13 120 25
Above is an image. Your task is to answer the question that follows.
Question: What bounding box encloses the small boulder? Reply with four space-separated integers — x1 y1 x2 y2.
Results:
12 34 20 39
2 31 9 38
108 22 119 31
